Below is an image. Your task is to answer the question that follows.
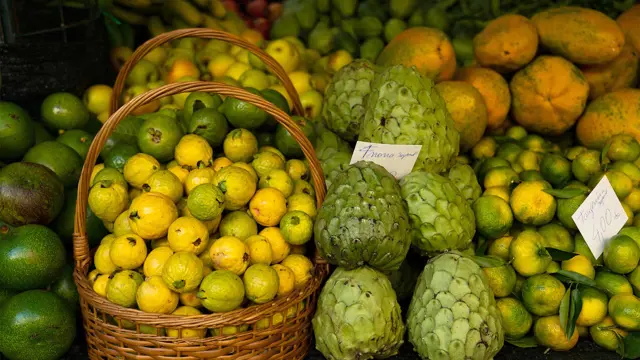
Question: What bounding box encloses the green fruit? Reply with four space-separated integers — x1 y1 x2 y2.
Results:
219 87 268 129
360 37 385 63
52 188 107 249
446 163 482 204
197 269 245 312
103 143 139 172
389 0 418 18
314 122 353 189
256 132 275 147
56 129 94 159
400 171 476 254
0 288 16 307
137 113 183 162
275 116 317 158
100 115 144 158
334 30 360 56
357 0 388 21
0 162 65 226
106 270 144 308
424 6 449 31
187 183 225 221
50 264 79 305
0 224 66 290
32 121 54 145
308 21 336 55
182 92 222 123
312 266 405 359
355 16 383 38
407 252 504 360
572 150 601 183
540 153 572 188
332 0 357 17
270 14 301 40
314 161 411 272
23 141 83 188
384 18 407 43
0 101 35 160
295 0 318 30
322 59 376 142
359 65 459 173
40 92 89 131
538 223 574 252
476 158 511 184
188 108 229 148
260 88 291 130
0 290 76 360
556 183 589 230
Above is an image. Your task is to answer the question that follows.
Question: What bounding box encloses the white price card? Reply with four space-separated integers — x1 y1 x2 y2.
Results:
572 175 628 260
350 141 422 179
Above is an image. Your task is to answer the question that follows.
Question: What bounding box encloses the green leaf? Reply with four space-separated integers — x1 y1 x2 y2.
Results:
546 248 578 262
554 270 598 287
622 332 640 359
505 336 538 348
476 237 489 256
566 287 582 340
543 188 588 199
559 287 571 335
471 255 505 268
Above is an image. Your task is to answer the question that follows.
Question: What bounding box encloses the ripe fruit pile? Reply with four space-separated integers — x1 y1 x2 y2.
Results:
86 90 319 337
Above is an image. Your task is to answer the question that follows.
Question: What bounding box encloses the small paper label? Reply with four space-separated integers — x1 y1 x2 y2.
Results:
572 175 628 259
350 141 422 179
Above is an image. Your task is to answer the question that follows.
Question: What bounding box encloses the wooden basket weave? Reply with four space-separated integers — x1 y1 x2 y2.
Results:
72 29 328 360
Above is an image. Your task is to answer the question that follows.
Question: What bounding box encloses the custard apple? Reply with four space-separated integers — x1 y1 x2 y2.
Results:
399 171 476 254
314 161 411 272
407 252 504 360
313 266 405 360
315 123 354 189
322 59 377 141
446 163 482 205
359 65 460 173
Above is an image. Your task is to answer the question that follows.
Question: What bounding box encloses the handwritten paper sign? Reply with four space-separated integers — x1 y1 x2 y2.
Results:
350 141 422 179
572 175 628 259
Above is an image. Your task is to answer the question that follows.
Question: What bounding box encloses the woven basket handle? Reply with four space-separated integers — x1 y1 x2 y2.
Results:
74 81 327 270
110 28 304 116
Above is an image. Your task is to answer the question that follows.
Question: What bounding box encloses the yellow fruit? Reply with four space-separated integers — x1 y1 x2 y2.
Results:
207 53 236 79
259 146 286 161
259 169 294 198
245 235 273 265
175 134 214 169
285 159 308 181
168 216 210 254
487 236 513 261
230 162 258 183
286 193 317 218
293 180 315 198
209 236 250 275
88 181 129 223
212 157 233 171
90 164 105 184
123 153 161 189
279 210 314 245
604 234 640 274
83 84 113 115
128 192 179 239
106 270 143 308
562 254 596 279
265 39 300 73
510 180 557 225
272 264 296 297
223 128 258 163
161 251 204 293
224 62 251 81
509 230 552 277
534 315 579 351
522 274 566 316
142 170 184 203
197 269 245 312
219 210 258 240
249 188 287 227
609 293 640 330
136 276 179 314
168 164 190 184
112 210 132 236
109 234 148 270
576 287 608 327
92 274 110 297
496 297 533 339
179 290 202 308
259 227 291 263
212 166 257 210
280 254 313 289
143 246 174 278
167 306 207 338
288 71 313 94
95 243 117 275
251 151 285 179
590 316 627 351
210 325 249 336
483 264 517 298
243 263 280 304
87 269 101 285
184 167 216 195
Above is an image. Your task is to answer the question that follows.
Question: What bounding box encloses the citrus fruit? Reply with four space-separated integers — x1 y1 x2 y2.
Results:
168 216 210 254
274 116 317 159
519 170 543 181
546 261 561 274
534 315 579 351
482 264 517 298
556 183 589 230
538 223 574 252
604 234 640 274
455 67 510 130
197 270 245 312
143 247 174 278
472 195 513 239
482 187 510 202
515 150 541 171
188 108 229 148
496 297 533 339
540 153 572 188
280 210 314 245
609 293 640 330
252 151 285 179
174 134 214 169
589 170 634 200
88 181 129 223
595 271 634 298
142 170 183 203
166 306 207 338
483 166 519 189
574 233 603 266
123 153 161 189
521 273 565 316
471 137 498 160
208 236 250 275
272 264 296 297
40 92 90 131
223 128 259 163
287 193 317 218
249 188 288 227
219 211 258 240
187 183 225 221
219 88 268 129
590 316 627 351
137 114 184 162
243 263 280 304
162 252 204 293
106 270 144 308
184 167 216 195
576 287 608 327
510 180 556 225
610 161 640 187
128 192 178 239
280 254 313 289
487 236 513 261
628 266 640 293
260 227 291 263
562 254 596 280
109 234 147 270
509 230 552 277
136 275 179 314
245 235 273 265
604 134 640 162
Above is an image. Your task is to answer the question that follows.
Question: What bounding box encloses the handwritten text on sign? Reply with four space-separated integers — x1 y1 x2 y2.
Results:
350 141 422 179
572 175 628 259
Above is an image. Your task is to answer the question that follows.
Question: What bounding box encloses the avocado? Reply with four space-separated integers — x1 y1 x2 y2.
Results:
0 162 65 226
0 288 16 307
0 101 35 161
275 116 317 158
0 224 66 291
22 141 83 188
52 187 107 249
32 121 54 145
0 290 76 360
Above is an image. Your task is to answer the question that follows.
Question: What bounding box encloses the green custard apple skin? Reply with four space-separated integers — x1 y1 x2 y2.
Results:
446 163 482 205
407 252 504 360
312 266 405 360
314 161 411 273
359 64 460 173
314 123 354 189
400 171 476 254
322 59 377 142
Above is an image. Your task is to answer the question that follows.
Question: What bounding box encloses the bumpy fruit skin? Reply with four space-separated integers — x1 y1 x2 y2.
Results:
407 252 504 360
322 60 377 142
400 171 476 254
312 266 405 360
314 161 411 273
314 123 353 189
359 65 460 173
446 163 482 204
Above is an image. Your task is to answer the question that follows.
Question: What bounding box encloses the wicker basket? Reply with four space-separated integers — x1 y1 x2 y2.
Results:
72 29 328 360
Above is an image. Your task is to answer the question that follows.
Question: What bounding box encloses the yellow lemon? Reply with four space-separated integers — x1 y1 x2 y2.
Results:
175 134 214 169
243 263 280 304
259 169 294 198
112 210 133 236
142 170 183 203
95 242 117 275
184 167 216 195
209 236 250 275
123 153 161 189
168 216 210 254
143 246 174 278
245 235 273 265
230 162 258 183
109 234 147 270
212 157 233 171
136 275 179 314
280 254 313 289
272 264 296 297
279 210 314 245
496 297 533 339
259 227 291 263
219 211 258 240
509 229 552 277
576 287 608 327
249 188 287 226
562 254 596 280
179 290 202 308
167 306 207 338
285 159 308 181
286 193 317 218
106 270 144 308
212 166 257 210
197 269 245 312
534 316 579 351
88 181 129 223
223 128 259 163
162 252 204 293
128 192 178 239
92 274 110 297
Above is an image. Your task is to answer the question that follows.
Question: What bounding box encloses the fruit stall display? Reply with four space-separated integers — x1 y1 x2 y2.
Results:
1 0 640 359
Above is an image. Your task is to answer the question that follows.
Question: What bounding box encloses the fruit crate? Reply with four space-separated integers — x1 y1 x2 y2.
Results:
0 0 110 103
